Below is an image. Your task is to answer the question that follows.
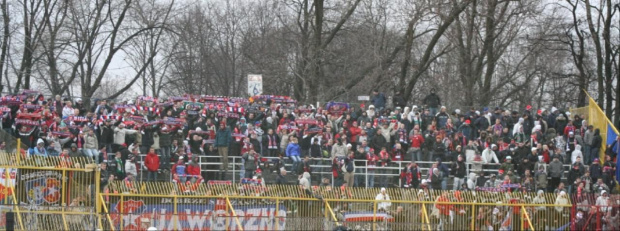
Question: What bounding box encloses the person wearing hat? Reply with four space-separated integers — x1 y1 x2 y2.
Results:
29 138 48 157
547 155 563 190
422 88 441 115
435 106 450 130
375 187 392 212
590 158 603 181
484 174 499 188
457 119 473 140
450 155 466 190
67 143 83 157
499 156 514 173
481 144 499 164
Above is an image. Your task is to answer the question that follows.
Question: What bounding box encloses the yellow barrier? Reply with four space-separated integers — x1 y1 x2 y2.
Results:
0 143 579 230
0 149 98 231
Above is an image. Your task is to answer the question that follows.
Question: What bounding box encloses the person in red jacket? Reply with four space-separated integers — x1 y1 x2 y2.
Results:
144 147 160 181
186 156 202 183
408 129 425 161
435 192 454 230
348 121 362 147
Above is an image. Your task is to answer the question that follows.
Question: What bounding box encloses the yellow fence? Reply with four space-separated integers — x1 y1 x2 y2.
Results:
99 181 571 231
0 149 100 231
0 149 576 231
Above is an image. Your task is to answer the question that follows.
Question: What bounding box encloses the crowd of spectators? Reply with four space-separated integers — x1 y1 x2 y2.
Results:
3 89 619 229
1 90 618 193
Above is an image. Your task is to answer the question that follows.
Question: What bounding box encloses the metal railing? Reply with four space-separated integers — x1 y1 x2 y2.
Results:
134 154 579 189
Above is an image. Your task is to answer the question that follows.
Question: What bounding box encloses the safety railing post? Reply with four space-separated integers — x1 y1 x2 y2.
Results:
365 162 368 188
471 204 475 230
275 198 279 231
120 195 124 229
16 138 21 165
99 194 115 231
232 157 235 184
95 168 101 230
372 200 377 231
173 195 178 230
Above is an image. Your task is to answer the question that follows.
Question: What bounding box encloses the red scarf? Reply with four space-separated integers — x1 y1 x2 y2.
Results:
268 135 277 149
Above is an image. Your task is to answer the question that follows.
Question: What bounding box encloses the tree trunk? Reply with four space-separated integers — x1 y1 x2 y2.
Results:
0 0 8 93
584 0 605 109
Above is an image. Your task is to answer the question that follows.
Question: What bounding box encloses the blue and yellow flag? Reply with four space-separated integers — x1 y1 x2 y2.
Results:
573 94 620 183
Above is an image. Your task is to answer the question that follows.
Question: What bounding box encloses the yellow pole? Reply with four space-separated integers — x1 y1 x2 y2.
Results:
275 198 279 231
100 194 115 231
471 204 475 230
62 169 67 206
8 177 23 230
120 195 124 229
421 203 431 231
522 206 535 231
226 197 244 231
16 138 20 165
4 168 9 204
225 197 230 230
372 201 377 231
173 195 178 230
95 168 101 229
62 213 69 230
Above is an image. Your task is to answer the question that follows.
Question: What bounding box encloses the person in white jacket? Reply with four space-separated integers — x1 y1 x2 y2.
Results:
114 123 138 149
481 145 499 164
125 155 138 177
375 188 391 211
571 144 583 164
513 118 524 136
596 191 611 213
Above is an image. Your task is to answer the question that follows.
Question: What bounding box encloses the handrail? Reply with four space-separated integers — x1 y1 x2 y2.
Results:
522 206 535 231
99 194 116 231
421 203 431 231
323 200 339 225
8 187 24 230
226 197 244 231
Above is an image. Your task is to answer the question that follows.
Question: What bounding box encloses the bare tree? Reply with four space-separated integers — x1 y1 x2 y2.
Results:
124 0 175 98
0 0 9 93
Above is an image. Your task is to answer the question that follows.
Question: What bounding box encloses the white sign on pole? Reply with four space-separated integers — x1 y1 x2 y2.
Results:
248 74 263 96
358 96 370 101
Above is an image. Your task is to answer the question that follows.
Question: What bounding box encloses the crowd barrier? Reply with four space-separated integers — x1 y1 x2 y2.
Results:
0 147 618 230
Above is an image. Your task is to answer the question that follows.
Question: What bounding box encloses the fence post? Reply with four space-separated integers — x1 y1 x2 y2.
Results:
95 168 102 229
372 201 377 231
275 198 279 231
62 169 67 206
232 157 236 184
365 162 368 188
470 204 475 230
173 195 178 230
16 138 21 165
120 195 124 229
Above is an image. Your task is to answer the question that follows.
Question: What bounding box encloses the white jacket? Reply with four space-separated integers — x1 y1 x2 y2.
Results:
114 127 138 145
125 162 138 176
375 193 391 211
512 118 524 135
481 149 499 164
571 145 583 164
